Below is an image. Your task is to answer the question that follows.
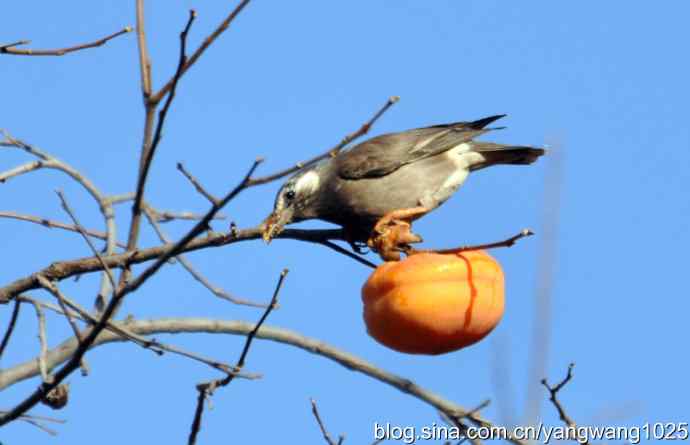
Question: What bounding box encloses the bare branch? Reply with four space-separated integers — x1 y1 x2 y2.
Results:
126 8 197 261
1 132 119 308
187 269 287 445
135 0 152 97
23 298 52 384
143 207 266 307
0 300 21 361
0 27 131 56
246 96 400 187
0 318 523 445
146 208 226 223
36 276 90 376
34 275 90 376
0 226 359 304
0 159 48 182
105 194 226 221
0 159 264 424
18 296 255 380
0 40 30 50
56 190 116 291
0 410 65 436
541 364 590 445
0 211 125 248
412 229 534 255
177 162 220 205
152 0 252 103
317 240 376 269
310 398 340 445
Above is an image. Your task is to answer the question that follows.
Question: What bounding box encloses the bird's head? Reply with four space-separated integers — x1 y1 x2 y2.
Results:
262 168 322 243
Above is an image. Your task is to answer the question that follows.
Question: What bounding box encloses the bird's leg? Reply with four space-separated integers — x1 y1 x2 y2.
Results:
367 207 428 261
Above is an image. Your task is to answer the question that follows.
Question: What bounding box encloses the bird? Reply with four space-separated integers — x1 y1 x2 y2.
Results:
262 114 544 261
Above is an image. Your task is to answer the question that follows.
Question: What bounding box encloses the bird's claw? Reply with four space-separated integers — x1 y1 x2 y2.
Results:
367 207 428 261
367 219 423 262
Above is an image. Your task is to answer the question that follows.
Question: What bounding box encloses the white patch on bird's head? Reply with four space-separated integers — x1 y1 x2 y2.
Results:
294 170 320 195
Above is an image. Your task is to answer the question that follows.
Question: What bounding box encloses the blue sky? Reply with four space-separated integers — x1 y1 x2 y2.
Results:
2 1 688 443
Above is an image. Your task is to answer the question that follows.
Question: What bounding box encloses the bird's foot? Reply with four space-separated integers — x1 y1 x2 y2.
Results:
367 207 428 261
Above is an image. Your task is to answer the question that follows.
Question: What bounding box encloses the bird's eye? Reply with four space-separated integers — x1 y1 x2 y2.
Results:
285 190 296 201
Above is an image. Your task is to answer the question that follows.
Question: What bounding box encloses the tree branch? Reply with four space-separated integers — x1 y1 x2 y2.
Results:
310 398 342 445
143 207 267 307
0 300 21 361
0 226 358 304
187 269 287 445
1 132 119 308
35 277 90 376
151 0 252 103
0 317 523 444
541 363 590 445
126 7 196 267
412 229 534 255
25 298 52 384
246 96 399 187
177 162 220 205
0 159 264 425
0 211 126 248
56 191 116 291
135 0 152 97
15 296 256 381
0 27 131 56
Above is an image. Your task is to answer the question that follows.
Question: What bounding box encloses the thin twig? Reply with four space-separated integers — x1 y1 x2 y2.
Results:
541 364 590 445
177 162 220 205
0 160 48 182
151 0 252 103
24 298 52 384
318 240 376 269
56 190 116 290
0 211 126 248
0 300 21 361
246 96 400 186
413 229 534 255
36 275 90 376
0 410 65 436
143 207 266 307
0 40 30 50
0 27 131 56
135 0 152 97
105 194 225 221
18 295 256 379
146 208 226 223
39 283 81 342
310 398 339 445
187 269 287 445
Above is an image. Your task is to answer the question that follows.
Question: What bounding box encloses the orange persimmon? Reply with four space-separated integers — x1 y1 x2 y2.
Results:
361 250 505 354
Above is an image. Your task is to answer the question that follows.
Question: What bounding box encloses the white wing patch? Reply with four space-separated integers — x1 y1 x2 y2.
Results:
431 143 485 205
294 170 320 194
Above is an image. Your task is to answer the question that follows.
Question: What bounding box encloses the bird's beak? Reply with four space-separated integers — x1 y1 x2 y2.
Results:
261 211 288 244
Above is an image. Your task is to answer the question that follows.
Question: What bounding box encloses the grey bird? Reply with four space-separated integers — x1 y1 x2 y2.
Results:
262 114 544 260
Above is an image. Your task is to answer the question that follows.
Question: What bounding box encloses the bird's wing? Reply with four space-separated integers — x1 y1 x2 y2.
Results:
336 114 506 179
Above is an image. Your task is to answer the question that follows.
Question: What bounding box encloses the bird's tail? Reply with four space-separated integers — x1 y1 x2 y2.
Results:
470 142 545 171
